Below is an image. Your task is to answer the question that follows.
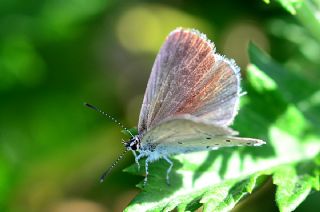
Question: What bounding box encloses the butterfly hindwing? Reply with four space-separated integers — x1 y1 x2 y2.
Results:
140 116 264 154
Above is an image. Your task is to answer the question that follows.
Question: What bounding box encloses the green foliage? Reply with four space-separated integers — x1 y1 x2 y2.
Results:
124 43 320 211
264 0 303 14
265 0 320 41
273 158 320 212
1 0 320 211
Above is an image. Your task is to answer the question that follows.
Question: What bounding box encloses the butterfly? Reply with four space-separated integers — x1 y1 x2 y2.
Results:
88 28 265 185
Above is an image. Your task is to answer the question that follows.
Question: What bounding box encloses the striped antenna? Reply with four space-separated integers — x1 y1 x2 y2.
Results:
99 149 128 183
84 103 134 137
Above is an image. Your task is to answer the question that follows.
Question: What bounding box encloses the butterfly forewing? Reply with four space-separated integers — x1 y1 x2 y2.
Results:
138 28 240 134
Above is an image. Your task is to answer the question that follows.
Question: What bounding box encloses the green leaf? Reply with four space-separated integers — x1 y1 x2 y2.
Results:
248 42 320 131
273 157 320 212
264 0 303 14
296 1 320 42
201 174 269 212
264 0 320 43
124 44 320 212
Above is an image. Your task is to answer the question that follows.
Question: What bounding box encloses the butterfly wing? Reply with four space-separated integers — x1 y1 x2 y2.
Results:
140 116 265 153
138 28 241 134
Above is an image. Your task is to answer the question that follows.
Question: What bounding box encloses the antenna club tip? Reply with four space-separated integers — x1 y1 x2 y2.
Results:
99 178 105 183
84 102 97 111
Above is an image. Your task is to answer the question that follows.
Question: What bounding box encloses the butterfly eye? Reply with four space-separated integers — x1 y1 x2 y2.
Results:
131 144 138 151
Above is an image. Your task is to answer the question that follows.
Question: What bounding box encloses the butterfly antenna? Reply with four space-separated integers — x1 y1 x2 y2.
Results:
84 103 134 137
99 149 128 183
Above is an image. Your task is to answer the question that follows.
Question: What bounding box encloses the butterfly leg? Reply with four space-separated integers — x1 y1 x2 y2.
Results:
131 150 140 171
143 157 150 186
163 156 173 185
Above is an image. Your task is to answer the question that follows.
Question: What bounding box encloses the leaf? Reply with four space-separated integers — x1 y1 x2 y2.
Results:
263 0 303 14
124 44 320 212
201 173 269 212
264 0 320 43
248 42 320 131
273 157 320 212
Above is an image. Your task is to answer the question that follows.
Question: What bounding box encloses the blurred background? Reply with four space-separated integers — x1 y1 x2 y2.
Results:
0 0 319 211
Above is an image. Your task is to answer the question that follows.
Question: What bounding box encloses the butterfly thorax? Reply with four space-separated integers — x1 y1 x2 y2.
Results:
125 135 141 151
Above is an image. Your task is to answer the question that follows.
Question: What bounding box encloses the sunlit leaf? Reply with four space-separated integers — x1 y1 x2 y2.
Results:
248 42 320 131
264 0 320 43
124 44 320 211
273 157 320 212
264 0 303 14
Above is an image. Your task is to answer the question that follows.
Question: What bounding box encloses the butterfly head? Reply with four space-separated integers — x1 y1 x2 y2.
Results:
125 135 141 151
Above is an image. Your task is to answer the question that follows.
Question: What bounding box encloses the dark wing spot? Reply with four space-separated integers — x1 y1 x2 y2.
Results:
215 144 219 146
247 142 251 145
226 139 231 142
178 141 183 144
206 146 210 148
206 137 211 140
